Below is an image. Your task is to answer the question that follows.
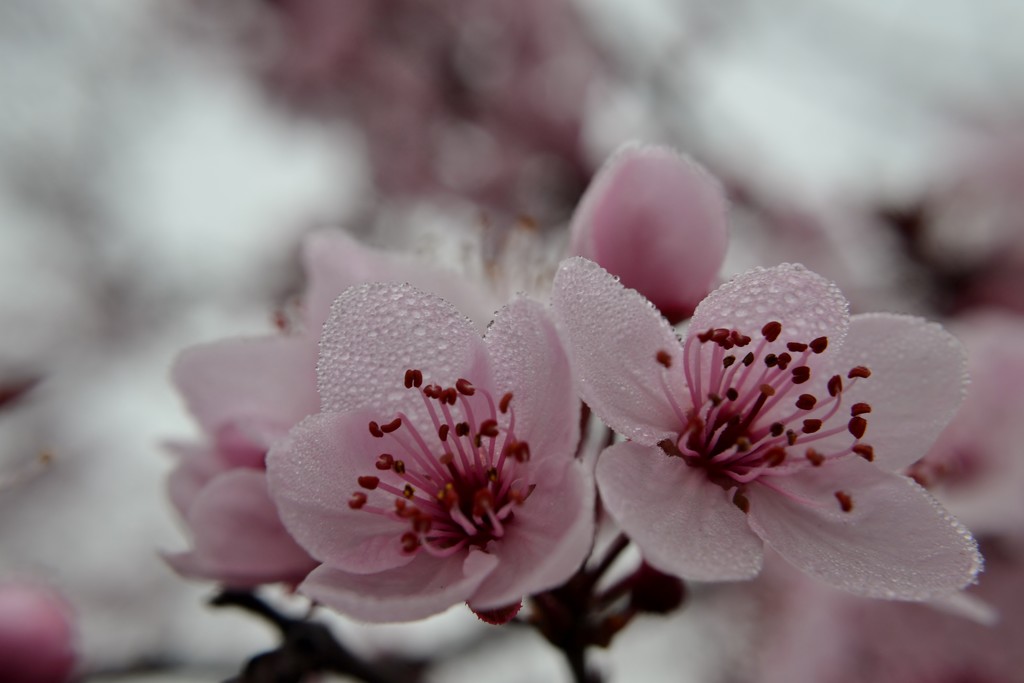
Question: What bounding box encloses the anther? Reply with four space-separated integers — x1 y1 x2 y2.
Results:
709 393 723 407
848 417 868 439
368 421 384 438
742 352 755 367
500 392 513 414
348 492 367 509
787 342 808 353
401 532 420 553
760 384 776 397
786 430 798 446
358 476 380 490
455 422 471 437
479 419 499 438
733 491 751 514
486 467 498 482
404 369 423 389
776 352 792 370
850 403 872 416
796 394 817 410
656 350 673 368
375 454 394 470
765 354 779 368
472 489 494 517
508 441 531 462
791 366 811 384
848 366 872 379
765 447 787 466
393 460 406 474
438 424 449 441
770 422 785 437
380 417 402 434
658 439 683 457
442 388 458 405
802 419 823 434
852 444 875 462
730 331 752 347
456 378 476 396
723 355 736 368
809 337 828 354
403 484 415 499
828 375 843 397
762 321 782 342
726 388 739 401
835 491 854 512
805 449 825 466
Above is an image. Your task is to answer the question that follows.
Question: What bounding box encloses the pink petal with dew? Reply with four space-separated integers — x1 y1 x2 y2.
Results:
165 442 231 519
569 144 728 321
173 336 319 450
299 550 499 623
551 257 685 445
317 283 493 424
302 229 496 331
596 441 763 581
267 409 415 574
467 460 594 610
810 313 967 472
690 263 849 352
166 469 316 587
0 582 76 683
484 296 579 465
746 455 981 600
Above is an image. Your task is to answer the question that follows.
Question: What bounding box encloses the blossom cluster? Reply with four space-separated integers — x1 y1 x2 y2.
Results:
163 144 989 680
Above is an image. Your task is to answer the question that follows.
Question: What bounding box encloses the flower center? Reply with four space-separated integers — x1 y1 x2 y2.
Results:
347 369 535 558
655 320 874 514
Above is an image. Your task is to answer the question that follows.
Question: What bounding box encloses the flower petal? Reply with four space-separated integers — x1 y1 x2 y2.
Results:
569 144 728 321
484 296 579 465
596 441 763 581
690 263 849 350
298 550 499 623
172 336 320 450
266 410 414 574
551 257 685 445
166 468 316 587
468 461 594 610
165 442 230 518
302 229 495 331
317 283 492 422
746 455 982 600
816 313 967 471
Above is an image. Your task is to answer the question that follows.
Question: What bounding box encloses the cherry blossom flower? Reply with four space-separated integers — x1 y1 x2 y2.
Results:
0 582 76 683
267 283 593 622
552 257 981 599
165 229 487 586
569 144 728 322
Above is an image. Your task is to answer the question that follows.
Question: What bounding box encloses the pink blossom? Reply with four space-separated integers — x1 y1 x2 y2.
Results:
569 144 729 322
552 257 981 599
166 229 488 586
267 283 593 622
0 582 76 683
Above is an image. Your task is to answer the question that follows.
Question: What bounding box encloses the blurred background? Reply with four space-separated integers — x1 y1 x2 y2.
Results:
2 0 1024 681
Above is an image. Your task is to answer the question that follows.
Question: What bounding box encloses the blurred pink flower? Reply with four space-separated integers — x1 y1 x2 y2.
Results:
910 310 1024 540
552 257 981 599
166 229 491 586
568 144 729 323
0 582 76 683
267 283 593 622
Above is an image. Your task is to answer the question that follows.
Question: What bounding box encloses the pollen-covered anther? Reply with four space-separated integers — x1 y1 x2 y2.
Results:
848 416 868 439
479 419 499 438
393 460 406 474
802 419 823 434
834 490 854 513
791 366 811 384
402 484 415 499
348 492 367 509
455 378 475 396
848 366 872 379
375 453 394 470
762 321 782 342
805 448 825 466
358 475 380 490
850 403 872 416
760 384 776 397
796 394 817 410
656 350 673 368
852 444 875 462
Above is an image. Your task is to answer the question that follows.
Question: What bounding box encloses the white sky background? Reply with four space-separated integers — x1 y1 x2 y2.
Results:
0 0 1022 680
